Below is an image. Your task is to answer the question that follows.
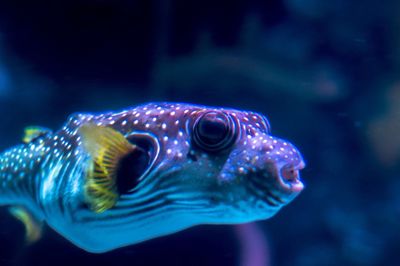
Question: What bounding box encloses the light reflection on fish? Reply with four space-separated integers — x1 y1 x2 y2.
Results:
0 102 305 252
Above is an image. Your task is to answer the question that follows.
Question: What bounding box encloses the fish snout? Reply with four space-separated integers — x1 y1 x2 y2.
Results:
279 160 305 193
259 137 305 194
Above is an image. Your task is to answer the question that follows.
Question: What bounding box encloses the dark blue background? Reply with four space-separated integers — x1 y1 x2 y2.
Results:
0 1 398 265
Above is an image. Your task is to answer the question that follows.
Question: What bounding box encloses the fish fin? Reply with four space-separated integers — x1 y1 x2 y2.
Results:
23 126 52 143
9 206 43 244
79 124 136 213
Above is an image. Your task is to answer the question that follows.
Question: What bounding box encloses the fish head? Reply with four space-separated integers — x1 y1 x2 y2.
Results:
205 110 305 222
118 103 305 223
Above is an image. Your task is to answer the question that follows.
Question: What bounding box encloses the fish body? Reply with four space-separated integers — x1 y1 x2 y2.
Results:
0 102 305 252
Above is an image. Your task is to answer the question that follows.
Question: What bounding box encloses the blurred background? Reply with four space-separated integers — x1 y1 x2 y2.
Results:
0 0 399 265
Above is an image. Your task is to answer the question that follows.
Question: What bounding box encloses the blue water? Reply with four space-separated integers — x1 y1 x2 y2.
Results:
0 1 398 265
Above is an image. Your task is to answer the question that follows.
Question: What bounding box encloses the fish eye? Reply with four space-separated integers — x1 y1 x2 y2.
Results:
193 111 237 152
262 116 271 133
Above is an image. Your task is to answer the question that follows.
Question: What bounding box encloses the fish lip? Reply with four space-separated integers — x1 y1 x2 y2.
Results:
278 161 305 193
248 160 305 205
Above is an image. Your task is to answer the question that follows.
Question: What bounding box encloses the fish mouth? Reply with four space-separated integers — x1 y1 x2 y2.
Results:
278 161 305 193
245 159 305 208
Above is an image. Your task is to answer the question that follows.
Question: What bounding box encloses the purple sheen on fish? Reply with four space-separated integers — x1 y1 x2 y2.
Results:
0 102 305 252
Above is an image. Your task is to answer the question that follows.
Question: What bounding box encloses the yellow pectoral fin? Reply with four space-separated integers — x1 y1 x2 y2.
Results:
78 124 136 213
9 206 43 244
23 126 52 143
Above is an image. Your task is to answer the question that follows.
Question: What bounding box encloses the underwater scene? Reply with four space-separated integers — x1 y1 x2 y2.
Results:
0 1 398 266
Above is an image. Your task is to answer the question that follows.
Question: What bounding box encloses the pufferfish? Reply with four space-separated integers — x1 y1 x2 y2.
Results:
0 102 305 253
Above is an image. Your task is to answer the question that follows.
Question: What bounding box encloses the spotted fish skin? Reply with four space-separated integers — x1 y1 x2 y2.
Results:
0 102 305 252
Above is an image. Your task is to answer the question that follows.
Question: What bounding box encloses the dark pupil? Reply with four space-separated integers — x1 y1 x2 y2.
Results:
198 115 228 145
195 112 232 148
116 147 149 194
